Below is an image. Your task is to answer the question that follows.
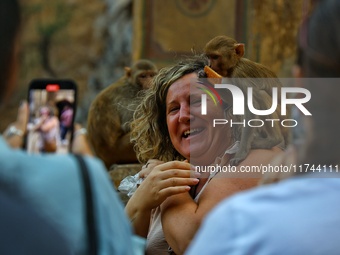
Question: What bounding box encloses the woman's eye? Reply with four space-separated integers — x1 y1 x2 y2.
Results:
190 96 202 105
167 107 179 113
190 99 201 105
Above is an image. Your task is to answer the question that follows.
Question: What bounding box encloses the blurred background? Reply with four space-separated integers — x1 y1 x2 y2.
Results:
1 0 311 132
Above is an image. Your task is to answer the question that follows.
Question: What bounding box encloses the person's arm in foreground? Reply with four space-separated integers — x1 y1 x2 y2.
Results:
3 101 28 148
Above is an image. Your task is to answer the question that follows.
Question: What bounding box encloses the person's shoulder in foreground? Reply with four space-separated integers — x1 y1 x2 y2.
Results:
0 189 73 255
0 136 136 255
185 174 340 255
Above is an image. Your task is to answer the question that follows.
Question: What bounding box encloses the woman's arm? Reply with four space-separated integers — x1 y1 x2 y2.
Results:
160 147 282 254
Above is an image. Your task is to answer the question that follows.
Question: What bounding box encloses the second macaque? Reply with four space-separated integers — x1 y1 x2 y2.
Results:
87 59 158 169
204 35 290 166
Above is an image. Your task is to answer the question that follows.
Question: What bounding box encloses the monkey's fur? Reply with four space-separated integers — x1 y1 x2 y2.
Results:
204 35 290 166
87 59 158 169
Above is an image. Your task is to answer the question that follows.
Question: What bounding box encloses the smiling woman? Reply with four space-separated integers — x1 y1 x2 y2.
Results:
125 55 285 255
165 73 232 166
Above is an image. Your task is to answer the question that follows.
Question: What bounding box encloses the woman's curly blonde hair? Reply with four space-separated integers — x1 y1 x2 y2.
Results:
130 55 288 165
130 55 209 163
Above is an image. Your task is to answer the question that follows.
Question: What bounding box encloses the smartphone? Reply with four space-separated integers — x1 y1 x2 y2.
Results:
25 79 77 154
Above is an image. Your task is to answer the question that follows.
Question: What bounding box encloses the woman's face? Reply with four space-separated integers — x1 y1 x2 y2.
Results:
166 72 231 165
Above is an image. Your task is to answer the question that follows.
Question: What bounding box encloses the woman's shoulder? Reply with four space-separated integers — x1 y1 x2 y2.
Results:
196 148 283 203
241 146 283 166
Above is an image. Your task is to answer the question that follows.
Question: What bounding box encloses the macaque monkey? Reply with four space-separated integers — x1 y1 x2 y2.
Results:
87 59 158 169
204 36 290 166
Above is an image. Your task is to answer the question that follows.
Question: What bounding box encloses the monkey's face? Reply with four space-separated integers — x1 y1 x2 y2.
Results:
206 53 229 77
136 70 157 89
166 73 231 164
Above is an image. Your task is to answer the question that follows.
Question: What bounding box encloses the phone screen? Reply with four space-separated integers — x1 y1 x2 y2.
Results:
25 79 77 154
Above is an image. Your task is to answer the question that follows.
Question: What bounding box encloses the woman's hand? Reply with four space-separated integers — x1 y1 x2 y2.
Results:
136 161 199 210
125 160 200 237
139 159 164 178
3 101 28 149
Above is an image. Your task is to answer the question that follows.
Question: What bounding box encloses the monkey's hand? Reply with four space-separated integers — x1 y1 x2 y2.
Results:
259 145 297 185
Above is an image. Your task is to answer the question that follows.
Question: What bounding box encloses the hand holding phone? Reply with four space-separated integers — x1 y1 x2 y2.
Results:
3 101 28 149
71 124 93 156
25 79 77 154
